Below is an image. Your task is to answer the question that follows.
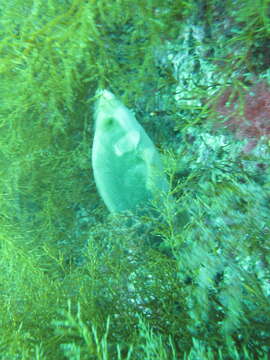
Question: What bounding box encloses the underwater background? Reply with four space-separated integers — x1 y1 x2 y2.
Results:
0 0 270 358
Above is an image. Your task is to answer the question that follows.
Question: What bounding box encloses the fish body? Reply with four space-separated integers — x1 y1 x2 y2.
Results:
92 89 168 213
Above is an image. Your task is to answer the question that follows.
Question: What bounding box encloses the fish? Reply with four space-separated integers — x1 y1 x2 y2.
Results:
92 89 169 213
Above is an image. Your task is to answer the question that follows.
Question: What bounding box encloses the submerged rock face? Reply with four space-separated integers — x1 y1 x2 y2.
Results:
92 89 168 213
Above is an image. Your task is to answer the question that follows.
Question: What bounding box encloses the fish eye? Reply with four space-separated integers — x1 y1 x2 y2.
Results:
104 117 115 128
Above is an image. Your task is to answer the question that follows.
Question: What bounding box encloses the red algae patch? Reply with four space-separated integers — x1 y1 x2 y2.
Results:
214 81 270 153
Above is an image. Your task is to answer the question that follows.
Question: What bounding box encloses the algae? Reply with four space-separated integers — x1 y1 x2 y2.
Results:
0 0 269 358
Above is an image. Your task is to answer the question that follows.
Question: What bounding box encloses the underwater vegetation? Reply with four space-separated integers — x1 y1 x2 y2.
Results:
213 81 270 153
0 0 269 359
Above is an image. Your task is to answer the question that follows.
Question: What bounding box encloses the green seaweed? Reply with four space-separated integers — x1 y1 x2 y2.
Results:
0 0 269 358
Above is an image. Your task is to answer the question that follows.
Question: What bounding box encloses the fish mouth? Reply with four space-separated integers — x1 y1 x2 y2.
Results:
95 89 115 100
